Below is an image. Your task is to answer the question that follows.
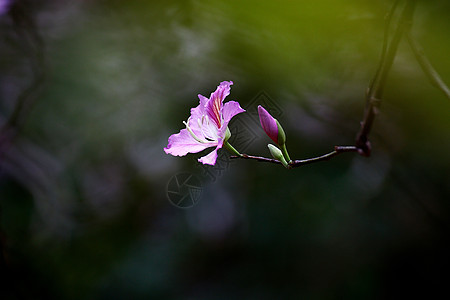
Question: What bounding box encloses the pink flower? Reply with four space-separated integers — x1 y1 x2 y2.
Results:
164 81 245 165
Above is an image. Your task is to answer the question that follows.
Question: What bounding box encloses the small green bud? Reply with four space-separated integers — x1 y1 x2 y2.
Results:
268 144 289 168
268 144 282 159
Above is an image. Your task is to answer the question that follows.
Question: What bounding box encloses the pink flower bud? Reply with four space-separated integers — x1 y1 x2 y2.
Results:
258 105 279 144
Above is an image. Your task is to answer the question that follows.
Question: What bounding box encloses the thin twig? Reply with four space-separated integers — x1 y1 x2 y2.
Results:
355 0 417 156
289 146 358 168
230 146 359 169
230 154 281 165
406 32 450 100
369 0 400 94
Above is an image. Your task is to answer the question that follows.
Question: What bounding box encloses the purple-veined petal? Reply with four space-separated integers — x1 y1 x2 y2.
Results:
164 128 216 157
212 81 233 101
258 105 278 144
222 100 245 124
205 81 233 128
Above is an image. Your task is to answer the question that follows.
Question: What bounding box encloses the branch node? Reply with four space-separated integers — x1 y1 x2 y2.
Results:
369 97 382 107
357 141 371 157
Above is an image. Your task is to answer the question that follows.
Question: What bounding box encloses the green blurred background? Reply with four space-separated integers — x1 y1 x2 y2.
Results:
1 0 449 299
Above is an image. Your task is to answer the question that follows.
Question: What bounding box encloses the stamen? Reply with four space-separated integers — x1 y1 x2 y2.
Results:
184 118 206 144
198 115 218 142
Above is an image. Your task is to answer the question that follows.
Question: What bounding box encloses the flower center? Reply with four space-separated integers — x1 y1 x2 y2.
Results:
183 115 219 144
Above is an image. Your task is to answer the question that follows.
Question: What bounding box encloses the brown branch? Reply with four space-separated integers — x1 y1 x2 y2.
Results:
230 146 359 169
230 0 419 169
230 154 281 165
368 0 400 95
406 32 450 100
356 0 416 156
289 146 358 168
355 0 417 156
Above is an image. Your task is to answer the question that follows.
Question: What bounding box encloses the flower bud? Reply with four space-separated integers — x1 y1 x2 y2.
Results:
268 144 289 168
258 105 287 146
258 106 278 144
259 105 290 162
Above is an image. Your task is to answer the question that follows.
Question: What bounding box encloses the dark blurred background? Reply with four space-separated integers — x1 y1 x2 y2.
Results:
1 0 449 299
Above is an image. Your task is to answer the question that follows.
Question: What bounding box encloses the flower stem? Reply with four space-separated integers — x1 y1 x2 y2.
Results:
280 143 291 163
223 140 242 157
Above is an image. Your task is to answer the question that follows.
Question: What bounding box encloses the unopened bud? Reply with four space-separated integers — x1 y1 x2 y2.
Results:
268 144 289 168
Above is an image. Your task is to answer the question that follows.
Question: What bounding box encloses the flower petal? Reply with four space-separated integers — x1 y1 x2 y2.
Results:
198 94 209 107
198 148 218 165
164 128 216 156
198 137 224 165
188 102 208 140
258 105 278 144
206 81 233 128
222 100 245 124
210 81 233 102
